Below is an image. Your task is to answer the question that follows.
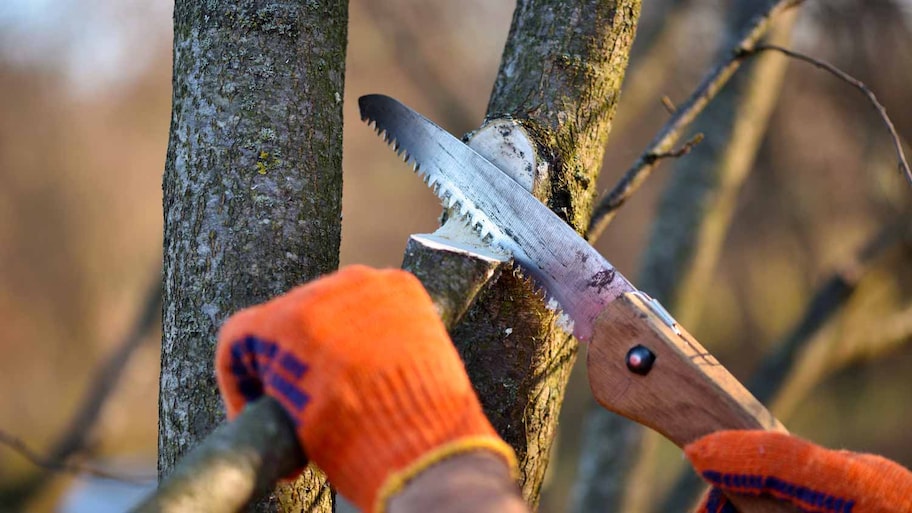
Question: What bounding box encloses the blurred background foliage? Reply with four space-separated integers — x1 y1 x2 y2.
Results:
0 0 909 511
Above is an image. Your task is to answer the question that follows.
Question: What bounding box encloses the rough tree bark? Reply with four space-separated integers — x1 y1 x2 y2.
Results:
412 1 642 508
575 2 797 511
160 1 347 511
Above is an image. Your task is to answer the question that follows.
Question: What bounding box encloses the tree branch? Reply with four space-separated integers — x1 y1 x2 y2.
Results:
0 429 153 484
132 265 504 512
444 2 642 507
642 133 704 164
133 398 308 513
0 271 161 507
586 0 806 242
746 44 912 188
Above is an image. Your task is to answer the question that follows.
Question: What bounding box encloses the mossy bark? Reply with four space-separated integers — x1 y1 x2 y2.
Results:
422 1 642 507
160 2 347 511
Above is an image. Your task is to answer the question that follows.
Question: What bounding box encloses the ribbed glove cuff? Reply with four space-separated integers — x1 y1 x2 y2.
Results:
301 355 518 513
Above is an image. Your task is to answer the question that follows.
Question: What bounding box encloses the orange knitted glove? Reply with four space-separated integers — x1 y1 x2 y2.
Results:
685 430 912 513
214 265 518 513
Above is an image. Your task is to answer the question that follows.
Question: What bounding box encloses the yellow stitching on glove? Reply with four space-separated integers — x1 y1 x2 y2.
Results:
374 436 520 513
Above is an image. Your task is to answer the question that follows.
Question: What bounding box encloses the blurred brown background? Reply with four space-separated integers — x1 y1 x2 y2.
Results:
0 0 910 511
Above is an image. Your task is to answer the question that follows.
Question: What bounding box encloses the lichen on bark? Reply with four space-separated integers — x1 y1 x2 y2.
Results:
161 1 347 511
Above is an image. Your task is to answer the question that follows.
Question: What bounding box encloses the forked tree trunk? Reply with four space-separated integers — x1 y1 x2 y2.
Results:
160 2 347 510
433 1 642 508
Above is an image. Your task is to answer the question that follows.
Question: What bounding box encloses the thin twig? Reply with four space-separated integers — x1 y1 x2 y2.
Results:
47 271 162 464
0 270 162 506
0 429 154 484
660 96 677 115
644 133 704 164
747 44 912 188
585 0 806 243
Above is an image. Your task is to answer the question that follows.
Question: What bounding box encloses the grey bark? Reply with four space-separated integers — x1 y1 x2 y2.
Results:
416 1 642 508
575 2 798 512
160 1 346 511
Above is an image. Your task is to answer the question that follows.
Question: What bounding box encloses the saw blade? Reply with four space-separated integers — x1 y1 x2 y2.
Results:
359 94 637 341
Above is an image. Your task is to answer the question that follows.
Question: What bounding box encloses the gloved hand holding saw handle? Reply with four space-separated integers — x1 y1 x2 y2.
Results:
215 266 912 513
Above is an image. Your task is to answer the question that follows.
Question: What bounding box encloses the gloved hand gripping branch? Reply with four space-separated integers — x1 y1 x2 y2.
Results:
215 265 518 513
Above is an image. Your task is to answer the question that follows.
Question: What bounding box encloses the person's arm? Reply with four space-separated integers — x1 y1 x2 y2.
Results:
389 452 528 513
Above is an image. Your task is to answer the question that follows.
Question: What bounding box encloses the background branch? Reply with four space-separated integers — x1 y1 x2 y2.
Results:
356 0 477 132
0 430 153 484
586 0 805 242
608 0 695 137
657 223 909 509
747 44 912 187
0 271 161 508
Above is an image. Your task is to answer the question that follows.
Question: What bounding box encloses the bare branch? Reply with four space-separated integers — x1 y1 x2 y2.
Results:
586 0 807 242
643 133 704 165
747 44 912 188
656 224 906 509
748 226 901 404
133 397 308 513
771 231 912 420
0 429 153 484
660 95 677 115
0 271 161 507
49 271 162 463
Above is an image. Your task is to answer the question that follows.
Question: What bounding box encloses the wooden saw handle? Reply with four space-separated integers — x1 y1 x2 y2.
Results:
587 292 798 513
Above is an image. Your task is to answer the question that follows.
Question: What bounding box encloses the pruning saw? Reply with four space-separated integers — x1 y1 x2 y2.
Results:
359 94 796 513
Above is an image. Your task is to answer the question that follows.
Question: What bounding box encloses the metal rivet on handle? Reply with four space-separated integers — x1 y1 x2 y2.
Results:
626 345 656 375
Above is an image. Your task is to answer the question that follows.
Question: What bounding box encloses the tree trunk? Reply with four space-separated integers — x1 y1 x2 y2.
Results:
425 1 642 508
160 2 347 511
